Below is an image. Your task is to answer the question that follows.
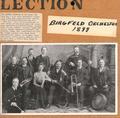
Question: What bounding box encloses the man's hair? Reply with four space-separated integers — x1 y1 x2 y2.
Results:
73 46 79 49
28 48 34 53
38 63 45 69
98 56 106 63
22 57 27 60
41 47 47 51
12 77 19 82
39 62 44 66
11 56 18 61
55 60 63 64
77 58 82 62
54 60 63 68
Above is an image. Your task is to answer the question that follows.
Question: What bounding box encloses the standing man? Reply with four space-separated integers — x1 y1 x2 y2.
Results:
35 47 50 73
3 56 20 91
65 46 88 76
27 48 36 74
4 77 24 113
26 48 36 99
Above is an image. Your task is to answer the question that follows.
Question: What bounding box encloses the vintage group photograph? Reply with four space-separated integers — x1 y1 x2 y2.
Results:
1 43 117 114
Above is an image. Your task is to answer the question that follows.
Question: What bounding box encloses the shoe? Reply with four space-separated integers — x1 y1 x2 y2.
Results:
41 105 46 109
56 104 62 108
63 102 69 107
79 104 84 110
46 104 50 108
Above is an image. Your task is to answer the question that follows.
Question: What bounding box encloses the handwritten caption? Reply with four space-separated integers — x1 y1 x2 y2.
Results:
48 16 117 37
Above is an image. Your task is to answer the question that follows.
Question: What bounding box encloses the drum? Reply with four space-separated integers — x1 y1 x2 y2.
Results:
91 93 108 110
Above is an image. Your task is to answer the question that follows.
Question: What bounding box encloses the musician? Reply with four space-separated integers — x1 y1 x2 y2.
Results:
47 60 68 108
65 46 88 76
3 56 20 91
33 63 51 108
4 77 24 113
18 57 33 110
68 59 89 108
35 47 50 73
26 48 36 99
27 48 36 73
89 58 111 99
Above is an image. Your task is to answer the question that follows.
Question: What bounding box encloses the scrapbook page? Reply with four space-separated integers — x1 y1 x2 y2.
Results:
0 0 120 118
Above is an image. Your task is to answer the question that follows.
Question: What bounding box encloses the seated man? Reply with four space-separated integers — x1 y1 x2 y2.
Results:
67 59 89 109
18 57 33 110
89 58 111 103
4 77 24 113
47 60 68 108
3 56 20 91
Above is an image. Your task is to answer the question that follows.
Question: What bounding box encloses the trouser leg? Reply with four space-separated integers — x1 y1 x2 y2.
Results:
78 85 85 106
23 83 30 110
102 87 110 107
88 86 96 104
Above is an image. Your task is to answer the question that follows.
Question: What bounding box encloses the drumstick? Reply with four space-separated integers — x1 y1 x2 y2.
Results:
15 105 23 112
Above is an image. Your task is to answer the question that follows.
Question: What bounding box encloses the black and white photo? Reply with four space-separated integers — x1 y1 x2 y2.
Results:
1 43 117 114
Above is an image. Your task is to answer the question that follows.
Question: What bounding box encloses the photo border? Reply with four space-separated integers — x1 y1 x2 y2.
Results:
0 43 118 115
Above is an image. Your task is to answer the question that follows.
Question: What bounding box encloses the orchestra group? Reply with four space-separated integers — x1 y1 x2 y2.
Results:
2 46 112 113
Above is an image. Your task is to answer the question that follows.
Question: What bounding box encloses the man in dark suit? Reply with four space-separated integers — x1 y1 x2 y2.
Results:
27 48 36 74
65 46 88 76
89 59 111 99
47 60 68 108
26 48 36 99
3 56 20 91
18 57 33 110
35 47 50 73
67 59 89 108
4 77 24 113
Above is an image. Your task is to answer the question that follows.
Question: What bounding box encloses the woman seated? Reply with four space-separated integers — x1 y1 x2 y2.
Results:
33 63 51 108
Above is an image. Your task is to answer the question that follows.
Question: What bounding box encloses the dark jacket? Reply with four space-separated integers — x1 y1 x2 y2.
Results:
94 67 111 87
65 54 88 75
4 87 23 113
50 68 67 86
3 64 20 89
27 56 36 74
75 67 89 85
18 65 33 83
35 55 50 72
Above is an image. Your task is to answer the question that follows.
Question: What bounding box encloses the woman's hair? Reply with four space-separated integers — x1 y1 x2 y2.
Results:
38 63 45 68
